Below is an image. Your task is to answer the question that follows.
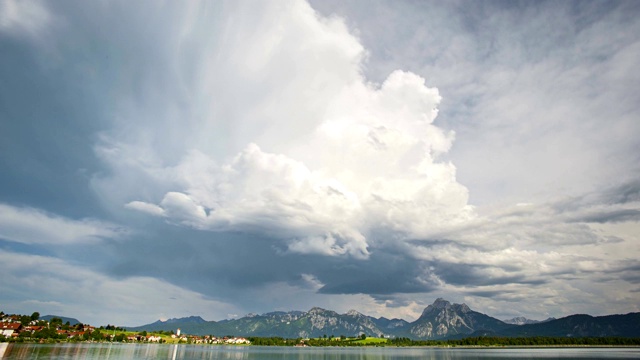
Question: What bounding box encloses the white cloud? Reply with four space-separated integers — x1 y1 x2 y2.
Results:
326 1 640 206
124 201 165 217
80 0 474 258
122 67 473 256
288 232 367 259
0 203 125 245
300 273 324 291
0 0 51 39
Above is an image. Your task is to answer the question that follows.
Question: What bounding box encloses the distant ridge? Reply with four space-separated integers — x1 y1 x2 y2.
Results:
128 299 640 340
40 315 81 325
499 313 640 338
128 316 207 332
503 316 555 325
159 316 206 325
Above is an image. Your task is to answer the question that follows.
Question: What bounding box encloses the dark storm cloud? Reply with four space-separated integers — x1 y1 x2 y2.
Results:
98 223 572 306
616 264 640 284
432 263 547 287
315 252 438 295
0 36 107 218
553 179 640 212
100 225 439 302
576 209 640 224
543 180 640 225
464 290 508 299
600 179 640 205
104 227 301 289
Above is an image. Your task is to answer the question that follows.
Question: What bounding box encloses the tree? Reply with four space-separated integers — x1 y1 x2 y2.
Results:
30 312 40 321
91 329 104 341
360 333 366 340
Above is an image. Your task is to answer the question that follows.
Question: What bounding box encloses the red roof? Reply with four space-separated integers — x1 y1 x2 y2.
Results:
0 322 21 330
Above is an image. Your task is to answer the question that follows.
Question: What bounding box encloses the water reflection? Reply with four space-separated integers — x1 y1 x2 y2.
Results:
0 344 639 360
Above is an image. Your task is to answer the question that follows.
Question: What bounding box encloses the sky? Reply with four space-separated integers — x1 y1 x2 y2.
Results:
1 0 639 327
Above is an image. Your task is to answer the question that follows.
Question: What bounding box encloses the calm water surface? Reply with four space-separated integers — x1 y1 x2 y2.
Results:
1 343 638 360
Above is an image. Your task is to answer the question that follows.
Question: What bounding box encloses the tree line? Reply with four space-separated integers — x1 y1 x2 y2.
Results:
388 336 640 346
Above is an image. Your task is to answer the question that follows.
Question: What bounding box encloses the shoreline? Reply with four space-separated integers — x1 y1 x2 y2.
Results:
3 341 640 349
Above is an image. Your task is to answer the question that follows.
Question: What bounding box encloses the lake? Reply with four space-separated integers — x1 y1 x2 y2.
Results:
1 343 639 359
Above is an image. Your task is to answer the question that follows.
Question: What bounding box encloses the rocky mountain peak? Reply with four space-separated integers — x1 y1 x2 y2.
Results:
307 307 328 315
504 316 528 325
421 298 451 317
421 298 472 317
307 306 338 316
433 298 451 309
409 298 513 340
346 309 361 316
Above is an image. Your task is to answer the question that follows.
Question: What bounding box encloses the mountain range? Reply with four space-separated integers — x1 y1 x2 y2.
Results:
128 298 640 340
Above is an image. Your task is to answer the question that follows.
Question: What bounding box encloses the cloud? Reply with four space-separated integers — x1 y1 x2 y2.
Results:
124 201 165 217
0 203 125 245
0 0 52 40
0 250 239 326
287 233 366 258
599 179 640 205
320 1 640 206
76 0 474 259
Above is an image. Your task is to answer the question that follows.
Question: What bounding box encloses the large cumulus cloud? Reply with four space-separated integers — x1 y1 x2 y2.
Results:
79 1 475 259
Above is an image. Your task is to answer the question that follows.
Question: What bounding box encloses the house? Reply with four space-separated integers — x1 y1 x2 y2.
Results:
24 326 44 333
224 337 250 344
146 335 162 342
68 331 86 338
0 323 22 337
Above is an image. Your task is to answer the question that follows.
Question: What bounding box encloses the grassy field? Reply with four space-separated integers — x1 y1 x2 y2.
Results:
351 337 388 345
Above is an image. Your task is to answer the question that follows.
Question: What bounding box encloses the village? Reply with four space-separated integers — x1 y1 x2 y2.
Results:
0 311 250 345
